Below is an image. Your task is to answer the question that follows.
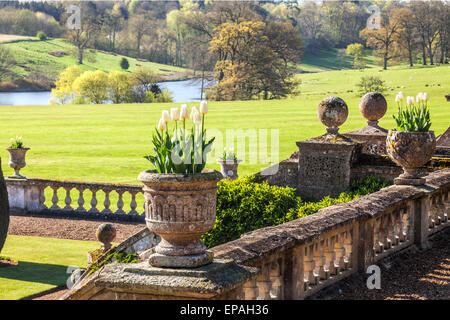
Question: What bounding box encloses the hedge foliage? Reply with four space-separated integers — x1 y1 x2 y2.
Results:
201 175 391 248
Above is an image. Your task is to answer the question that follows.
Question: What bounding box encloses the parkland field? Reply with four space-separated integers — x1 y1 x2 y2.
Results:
1 63 449 185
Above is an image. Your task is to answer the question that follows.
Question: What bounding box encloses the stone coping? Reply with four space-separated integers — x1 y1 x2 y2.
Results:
4 177 143 192
211 169 450 266
138 169 222 183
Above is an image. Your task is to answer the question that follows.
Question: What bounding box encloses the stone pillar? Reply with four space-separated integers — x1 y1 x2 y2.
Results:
296 96 360 200
5 178 44 213
296 139 360 200
0 158 10 253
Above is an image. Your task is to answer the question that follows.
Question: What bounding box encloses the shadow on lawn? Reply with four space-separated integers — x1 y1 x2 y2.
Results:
0 261 70 285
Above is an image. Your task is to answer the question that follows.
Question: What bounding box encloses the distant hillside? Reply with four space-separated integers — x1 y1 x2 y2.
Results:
0 38 189 91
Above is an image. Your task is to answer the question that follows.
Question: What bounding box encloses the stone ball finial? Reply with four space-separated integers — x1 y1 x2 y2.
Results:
359 92 387 126
317 96 348 134
96 223 116 251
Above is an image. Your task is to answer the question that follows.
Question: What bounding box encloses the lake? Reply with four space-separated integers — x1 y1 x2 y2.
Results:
0 79 206 106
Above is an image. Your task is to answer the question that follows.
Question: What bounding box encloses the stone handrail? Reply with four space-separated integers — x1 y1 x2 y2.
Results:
5 178 145 221
210 169 450 299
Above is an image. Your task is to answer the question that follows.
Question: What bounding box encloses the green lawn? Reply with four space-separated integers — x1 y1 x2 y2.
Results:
1 38 187 80
0 235 98 300
0 64 448 184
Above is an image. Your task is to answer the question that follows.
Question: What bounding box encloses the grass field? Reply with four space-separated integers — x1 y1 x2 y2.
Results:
0 235 98 300
0 64 448 184
1 38 187 80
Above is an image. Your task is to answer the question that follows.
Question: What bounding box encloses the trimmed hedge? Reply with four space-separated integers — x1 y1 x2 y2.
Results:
202 175 391 248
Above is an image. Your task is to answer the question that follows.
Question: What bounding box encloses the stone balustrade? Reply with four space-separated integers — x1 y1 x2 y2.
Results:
210 169 450 300
60 169 450 300
5 178 145 221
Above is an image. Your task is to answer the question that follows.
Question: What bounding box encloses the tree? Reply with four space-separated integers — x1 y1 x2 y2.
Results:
360 10 402 70
108 71 132 104
103 3 129 52
0 45 14 81
356 76 387 95
120 57 129 70
128 13 153 58
411 1 440 65
391 8 417 67
37 31 47 40
50 65 83 105
346 43 366 69
209 20 303 100
64 2 101 64
73 70 109 104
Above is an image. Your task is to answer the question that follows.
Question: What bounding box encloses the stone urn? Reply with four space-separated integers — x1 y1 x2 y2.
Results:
217 159 242 180
386 130 436 185
6 147 30 179
138 169 222 268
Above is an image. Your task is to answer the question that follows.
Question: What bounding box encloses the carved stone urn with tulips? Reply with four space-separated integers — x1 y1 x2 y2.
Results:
139 101 222 268
387 92 436 185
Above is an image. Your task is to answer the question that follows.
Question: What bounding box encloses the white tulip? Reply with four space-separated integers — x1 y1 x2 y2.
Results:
397 91 404 101
395 94 401 103
170 108 180 121
161 110 170 123
190 106 199 120
180 104 189 121
157 118 166 131
407 96 414 105
422 92 428 102
416 93 423 103
193 110 202 125
199 100 208 114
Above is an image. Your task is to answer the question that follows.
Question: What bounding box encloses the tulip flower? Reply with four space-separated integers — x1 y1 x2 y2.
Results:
422 92 428 102
162 110 170 123
416 92 423 103
193 110 202 125
406 96 414 106
395 94 401 103
190 107 199 120
180 104 188 121
157 118 166 131
199 100 208 114
397 91 404 101
170 108 180 121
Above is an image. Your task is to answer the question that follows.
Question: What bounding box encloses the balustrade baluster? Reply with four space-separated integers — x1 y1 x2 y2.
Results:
76 188 85 212
334 234 346 272
324 237 337 276
313 241 326 282
303 244 315 289
88 189 99 213
63 187 72 211
39 186 47 210
116 191 125 214
129 192 138 215
343 231 353 269
50 186 60 210
102 190 112 214
269 260 282 299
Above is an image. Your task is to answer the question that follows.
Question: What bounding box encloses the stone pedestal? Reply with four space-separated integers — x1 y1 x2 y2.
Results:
5 178 43 212
62 259 258 300
343 123 388 155
296 135 361 200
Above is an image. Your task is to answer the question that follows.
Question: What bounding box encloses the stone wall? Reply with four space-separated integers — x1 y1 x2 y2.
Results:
62 169 450 300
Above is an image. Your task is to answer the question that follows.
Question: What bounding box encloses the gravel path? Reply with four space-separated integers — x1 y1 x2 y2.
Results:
8 213 145 242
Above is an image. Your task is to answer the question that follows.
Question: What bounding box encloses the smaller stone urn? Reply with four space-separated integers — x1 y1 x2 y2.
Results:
138 169 222 268
386 130 436 185
217 159 242 180
6 147 30 179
